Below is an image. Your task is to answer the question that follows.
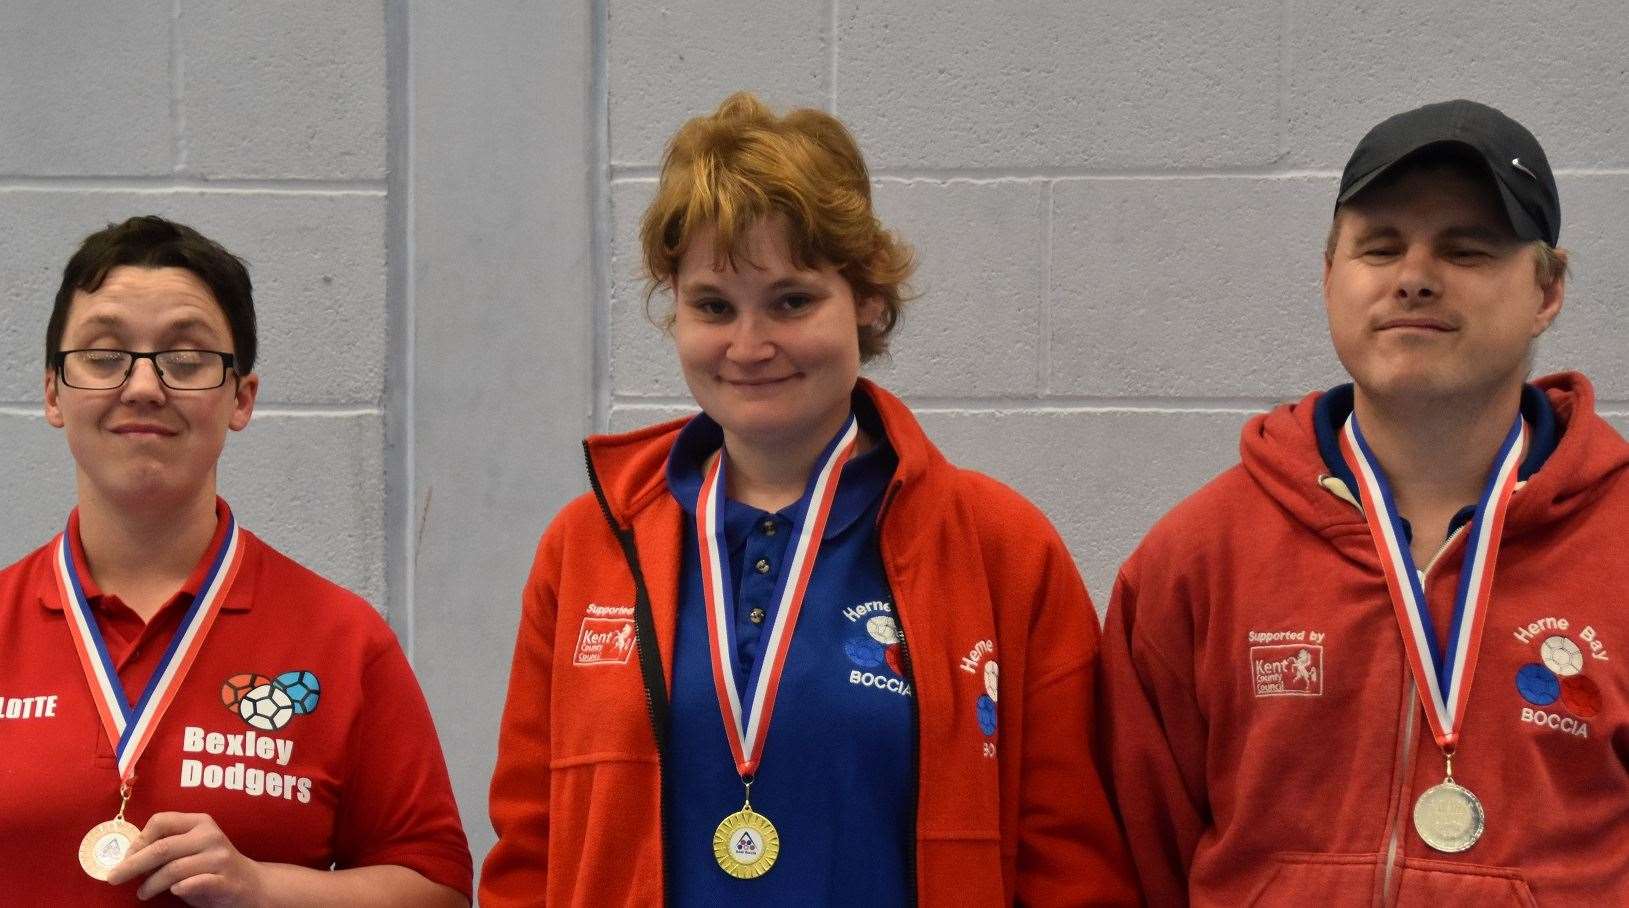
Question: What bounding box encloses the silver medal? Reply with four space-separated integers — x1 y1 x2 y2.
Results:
1412 779 1484 853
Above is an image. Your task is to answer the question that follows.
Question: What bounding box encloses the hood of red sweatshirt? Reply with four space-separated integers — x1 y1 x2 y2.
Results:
1239 371 1629 557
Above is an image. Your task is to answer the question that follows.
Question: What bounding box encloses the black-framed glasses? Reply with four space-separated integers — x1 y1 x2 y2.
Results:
55 349 238 391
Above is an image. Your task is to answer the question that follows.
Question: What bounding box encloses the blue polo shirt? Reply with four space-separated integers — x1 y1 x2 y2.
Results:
664 398 912 906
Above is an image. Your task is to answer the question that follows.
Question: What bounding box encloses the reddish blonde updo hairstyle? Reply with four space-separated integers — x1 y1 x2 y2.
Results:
640 91 915 362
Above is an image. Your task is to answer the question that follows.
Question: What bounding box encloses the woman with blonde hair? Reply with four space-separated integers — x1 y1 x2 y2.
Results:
482 92 1135 905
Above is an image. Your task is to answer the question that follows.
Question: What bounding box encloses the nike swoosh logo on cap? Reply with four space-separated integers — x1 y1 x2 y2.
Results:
1512 157 1538 179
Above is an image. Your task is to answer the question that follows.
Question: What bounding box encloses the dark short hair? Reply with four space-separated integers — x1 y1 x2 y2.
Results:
47 216 257 374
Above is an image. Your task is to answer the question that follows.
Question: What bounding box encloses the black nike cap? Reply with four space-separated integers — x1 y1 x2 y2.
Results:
1336 99 1560 246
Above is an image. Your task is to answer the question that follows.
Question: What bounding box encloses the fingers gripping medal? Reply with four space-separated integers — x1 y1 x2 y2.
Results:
54 511 245 878
1342 414 1524 853
696 416 860 880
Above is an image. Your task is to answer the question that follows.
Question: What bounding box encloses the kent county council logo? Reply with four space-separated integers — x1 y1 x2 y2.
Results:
1251 644 1323 697
1512 617 1610 739
220 670 321 732
574 604 637 666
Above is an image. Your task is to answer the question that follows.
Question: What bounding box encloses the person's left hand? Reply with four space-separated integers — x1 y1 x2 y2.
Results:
105 812 268 906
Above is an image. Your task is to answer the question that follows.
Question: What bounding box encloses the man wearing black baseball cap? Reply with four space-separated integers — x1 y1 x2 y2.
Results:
1097 100 1629 902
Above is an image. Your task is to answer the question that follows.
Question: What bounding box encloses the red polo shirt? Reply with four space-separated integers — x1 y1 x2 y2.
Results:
0 503 472 904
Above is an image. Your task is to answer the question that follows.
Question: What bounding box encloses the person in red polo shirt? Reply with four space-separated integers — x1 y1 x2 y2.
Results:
0 216 472 906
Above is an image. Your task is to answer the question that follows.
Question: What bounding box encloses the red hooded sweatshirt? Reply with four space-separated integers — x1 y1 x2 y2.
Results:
482 380 1137 906
1097 373 1629 906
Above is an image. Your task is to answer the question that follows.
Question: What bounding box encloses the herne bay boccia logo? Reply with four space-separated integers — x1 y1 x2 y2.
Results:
1512 616 1610 739
842 600 912 698
220 670 322 732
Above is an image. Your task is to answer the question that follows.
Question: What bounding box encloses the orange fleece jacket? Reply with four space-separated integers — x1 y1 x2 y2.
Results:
482 380 1136 906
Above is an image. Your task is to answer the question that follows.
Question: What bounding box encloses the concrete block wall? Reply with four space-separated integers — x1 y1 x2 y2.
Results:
605 0 1629 603
0 2 390 605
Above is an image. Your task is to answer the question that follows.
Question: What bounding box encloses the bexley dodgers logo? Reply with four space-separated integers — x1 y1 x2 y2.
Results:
843 599 912 697
575 603 636 666
1249 629 1325 697
220 670 321 732
1512 615 1610 739
183 670 322 804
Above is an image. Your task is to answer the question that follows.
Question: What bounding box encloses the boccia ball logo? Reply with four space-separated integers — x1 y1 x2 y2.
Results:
220 670 322 731
276 671 322 716
975 660 999 737
1515 635 1601 720
845 614 904 676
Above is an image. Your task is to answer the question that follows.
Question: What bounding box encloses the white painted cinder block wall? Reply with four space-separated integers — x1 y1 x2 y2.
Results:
4 0 1626 881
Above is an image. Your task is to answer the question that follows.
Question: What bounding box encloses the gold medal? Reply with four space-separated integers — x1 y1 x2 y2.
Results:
79 818 140 880
713 806 780 879
1413 779 1484 853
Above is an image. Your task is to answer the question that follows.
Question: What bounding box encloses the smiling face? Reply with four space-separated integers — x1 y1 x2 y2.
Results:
1323 163 1564 406
673 215 880 452
44 266 258 512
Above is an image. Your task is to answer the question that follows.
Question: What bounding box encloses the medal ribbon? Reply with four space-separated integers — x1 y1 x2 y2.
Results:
698 415 860 778
54 510 245 781
1340 412 1524 749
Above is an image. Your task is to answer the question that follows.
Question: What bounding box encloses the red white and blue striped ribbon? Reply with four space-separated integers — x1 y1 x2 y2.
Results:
698 415 859 778
1340 412 1524 748
54 511 244 781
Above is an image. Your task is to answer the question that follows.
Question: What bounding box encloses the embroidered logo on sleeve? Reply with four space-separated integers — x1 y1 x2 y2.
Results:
1512 616 1609 739
1249 630 1326 697
574 603 636 666
959 638 998 758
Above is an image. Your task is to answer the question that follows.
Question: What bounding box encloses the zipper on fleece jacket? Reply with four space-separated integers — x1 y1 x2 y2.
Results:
875 477 921 908
583 441 674 903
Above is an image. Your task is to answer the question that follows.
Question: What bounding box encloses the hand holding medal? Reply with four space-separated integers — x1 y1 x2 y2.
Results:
103 812 267 903
1342 413 1525 853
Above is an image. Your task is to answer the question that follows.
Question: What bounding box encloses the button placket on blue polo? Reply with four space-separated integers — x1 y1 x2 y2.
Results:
724 504 794 691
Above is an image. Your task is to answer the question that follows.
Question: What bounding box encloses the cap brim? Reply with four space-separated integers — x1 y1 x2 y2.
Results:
1336 139 1548 244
